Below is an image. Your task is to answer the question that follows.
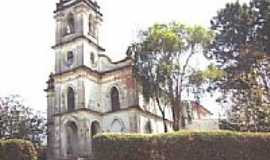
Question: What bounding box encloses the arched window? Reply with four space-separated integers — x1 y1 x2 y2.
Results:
89 15 93 33
90 52 95 65
111 119 125 132
111 87 120 112
67 87 75 112
89 15 97 37
66 51 74 66
91 121 101 137
65 14 75 35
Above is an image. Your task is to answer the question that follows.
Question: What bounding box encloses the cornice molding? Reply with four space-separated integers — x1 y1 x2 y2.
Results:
55 0 103 16
53 106 173 124
52 35 105 52
53 64 133 78
98 54 133 65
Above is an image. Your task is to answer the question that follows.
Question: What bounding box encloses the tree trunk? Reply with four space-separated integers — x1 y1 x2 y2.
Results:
161 111 168 133
155 97 168 133
172 100 181 131
172 98 187 131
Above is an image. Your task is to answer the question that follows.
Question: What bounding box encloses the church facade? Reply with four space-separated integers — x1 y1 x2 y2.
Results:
45 0 174 159
45 1 215 160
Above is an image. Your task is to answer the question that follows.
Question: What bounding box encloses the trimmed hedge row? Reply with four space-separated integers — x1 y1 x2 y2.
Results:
0 139 37 160
93 131 270 160
36 147 47 160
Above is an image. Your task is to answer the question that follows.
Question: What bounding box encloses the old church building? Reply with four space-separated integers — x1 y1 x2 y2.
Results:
45 0 215 160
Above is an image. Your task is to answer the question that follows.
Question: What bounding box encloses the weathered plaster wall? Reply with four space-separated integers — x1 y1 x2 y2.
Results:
54 111 102 158
99 67 138 112
54 42 84 74
98 56 132 72
138 92 174 121
102 111 132 132
54 76 85 112
136 111 173 133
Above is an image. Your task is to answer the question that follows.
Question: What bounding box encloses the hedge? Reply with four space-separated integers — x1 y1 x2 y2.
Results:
0 139 37 160
93 131 270 160
36 146 47 160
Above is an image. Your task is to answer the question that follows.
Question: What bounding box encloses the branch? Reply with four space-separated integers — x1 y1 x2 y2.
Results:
179 45 196 96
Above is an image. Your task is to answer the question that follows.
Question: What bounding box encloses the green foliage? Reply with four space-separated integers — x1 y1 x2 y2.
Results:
208 0 270 132
188 64 225 87
0 139 37 160
0 95 47 147
140 22 214 53
202 64 225 81
93 131 270 160
141 23 185 52
134 22 213 130
187 25 214 48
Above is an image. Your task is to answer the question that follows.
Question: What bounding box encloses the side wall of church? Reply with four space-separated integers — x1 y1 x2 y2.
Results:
138 92 174 121
99 66 138 112
102 111 134 132
136 111 173 133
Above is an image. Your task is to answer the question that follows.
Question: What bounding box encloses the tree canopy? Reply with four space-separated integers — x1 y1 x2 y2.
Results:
0 95 47 146
133 22 214 130
208 0 270 132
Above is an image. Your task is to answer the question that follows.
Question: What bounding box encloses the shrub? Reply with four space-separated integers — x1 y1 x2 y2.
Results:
0 139 37 160
93 131 270 160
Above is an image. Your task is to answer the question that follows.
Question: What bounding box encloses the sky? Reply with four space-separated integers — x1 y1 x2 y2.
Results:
0 0 248 116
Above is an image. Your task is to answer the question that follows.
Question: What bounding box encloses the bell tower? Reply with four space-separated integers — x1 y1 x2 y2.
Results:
53 0 105 74
46 1 105 160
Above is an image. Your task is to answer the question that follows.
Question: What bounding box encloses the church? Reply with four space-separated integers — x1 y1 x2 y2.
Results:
45 0 215 160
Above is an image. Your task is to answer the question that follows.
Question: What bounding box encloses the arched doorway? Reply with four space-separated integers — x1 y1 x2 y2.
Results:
65 121 78 157
67 87 75 112
145 120 153 134
91 121 101 137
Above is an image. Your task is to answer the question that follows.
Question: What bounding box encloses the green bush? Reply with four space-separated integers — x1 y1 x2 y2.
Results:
0 139 37 160
93 131 270 160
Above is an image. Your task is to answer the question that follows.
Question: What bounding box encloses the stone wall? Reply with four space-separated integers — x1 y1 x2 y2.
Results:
186 119 219 130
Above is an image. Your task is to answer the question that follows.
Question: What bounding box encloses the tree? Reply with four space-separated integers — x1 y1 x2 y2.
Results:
132 22 213 131
132 40 170 132
208 0 270 132
0 95 47 146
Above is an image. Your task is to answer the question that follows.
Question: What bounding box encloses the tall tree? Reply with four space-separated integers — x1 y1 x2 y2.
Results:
0 95 47 146
208 0 270 132
132 22 213 131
